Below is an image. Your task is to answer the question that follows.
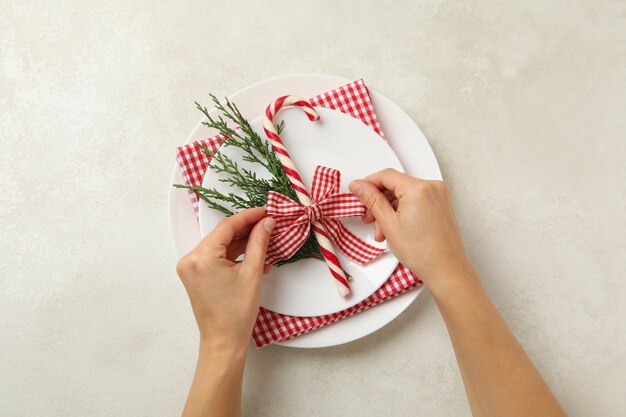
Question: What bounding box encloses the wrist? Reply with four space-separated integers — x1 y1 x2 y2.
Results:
419 259 481 300
199 336 249 366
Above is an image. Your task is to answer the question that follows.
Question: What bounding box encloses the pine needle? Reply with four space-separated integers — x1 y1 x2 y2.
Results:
174 95 323 265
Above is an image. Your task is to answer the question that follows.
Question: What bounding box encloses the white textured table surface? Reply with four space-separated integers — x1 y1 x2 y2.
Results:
1 1 625 416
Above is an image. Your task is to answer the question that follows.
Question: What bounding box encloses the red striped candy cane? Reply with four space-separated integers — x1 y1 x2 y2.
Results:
263 96 351 297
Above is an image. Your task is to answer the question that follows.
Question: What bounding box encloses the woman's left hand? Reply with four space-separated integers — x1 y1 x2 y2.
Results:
176 207 276 356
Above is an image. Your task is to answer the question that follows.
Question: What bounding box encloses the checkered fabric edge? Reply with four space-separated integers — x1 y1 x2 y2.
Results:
175 135 224 216
252 264 421 347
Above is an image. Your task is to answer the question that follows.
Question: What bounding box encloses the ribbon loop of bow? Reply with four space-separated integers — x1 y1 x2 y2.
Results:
265 165 385 266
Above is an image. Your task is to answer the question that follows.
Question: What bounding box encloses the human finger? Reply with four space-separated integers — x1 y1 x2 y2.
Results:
199 207 266 255
363 168 413 198
362 209 376 224
362 190 396 223
233 223 256 240
374 221 386 242
349 180 396 230
241 217 276 277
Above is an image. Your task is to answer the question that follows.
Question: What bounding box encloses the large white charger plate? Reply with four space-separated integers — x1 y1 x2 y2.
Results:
199 107 404 317
168 74 442 348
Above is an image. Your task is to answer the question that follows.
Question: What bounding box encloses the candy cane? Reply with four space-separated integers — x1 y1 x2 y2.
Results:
263 96 351 297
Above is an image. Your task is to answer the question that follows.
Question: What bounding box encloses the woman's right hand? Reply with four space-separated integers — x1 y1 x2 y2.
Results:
349 169 473 288
351 169 568 417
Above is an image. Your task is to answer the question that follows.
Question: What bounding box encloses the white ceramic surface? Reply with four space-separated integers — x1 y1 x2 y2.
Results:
169 73 441 347
199 108 404 316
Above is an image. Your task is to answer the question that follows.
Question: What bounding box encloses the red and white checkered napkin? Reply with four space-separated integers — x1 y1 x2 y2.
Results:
176 79 422 347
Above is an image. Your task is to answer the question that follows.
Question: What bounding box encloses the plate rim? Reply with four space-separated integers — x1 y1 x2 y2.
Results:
168 73 441 348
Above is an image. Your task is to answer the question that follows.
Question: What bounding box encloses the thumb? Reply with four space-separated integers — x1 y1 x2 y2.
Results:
241 217 276 276
349 180 396 228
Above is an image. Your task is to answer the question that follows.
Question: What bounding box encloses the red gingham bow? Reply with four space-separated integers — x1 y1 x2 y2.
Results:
265 166 385 265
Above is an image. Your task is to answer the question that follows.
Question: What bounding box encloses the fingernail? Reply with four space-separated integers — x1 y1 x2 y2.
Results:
263 217 276 233
349 180 363 195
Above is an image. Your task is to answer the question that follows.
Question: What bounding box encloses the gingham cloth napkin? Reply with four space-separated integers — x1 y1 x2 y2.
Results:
176 79 422 347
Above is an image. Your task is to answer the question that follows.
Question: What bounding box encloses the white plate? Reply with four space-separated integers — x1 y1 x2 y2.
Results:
199 108 403 316
168 74 442 348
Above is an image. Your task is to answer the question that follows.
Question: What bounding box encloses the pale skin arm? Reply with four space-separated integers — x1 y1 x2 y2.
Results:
349 169 567 417
176 208 276 417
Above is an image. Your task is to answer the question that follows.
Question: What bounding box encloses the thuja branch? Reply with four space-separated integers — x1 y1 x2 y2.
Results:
174 95 323 265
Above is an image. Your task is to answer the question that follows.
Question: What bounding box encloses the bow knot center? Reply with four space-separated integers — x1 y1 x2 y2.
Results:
305 203 324 222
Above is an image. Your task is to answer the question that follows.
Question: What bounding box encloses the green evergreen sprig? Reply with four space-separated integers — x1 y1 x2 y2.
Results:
174 95 323 265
